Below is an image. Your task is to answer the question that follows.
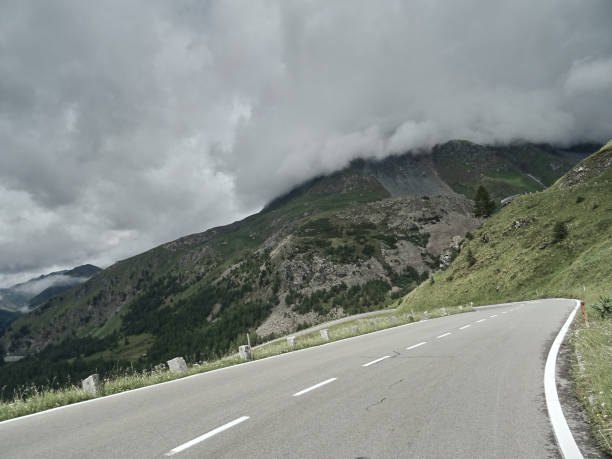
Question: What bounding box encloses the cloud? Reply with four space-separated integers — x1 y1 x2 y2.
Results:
565 57 612 95
0 0 611 285
13 275 90 298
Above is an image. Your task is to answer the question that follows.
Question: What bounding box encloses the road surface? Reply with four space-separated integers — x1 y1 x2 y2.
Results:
0 299 576 458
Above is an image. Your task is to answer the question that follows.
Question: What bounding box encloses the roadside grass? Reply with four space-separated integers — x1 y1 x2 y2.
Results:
569 304 612 455
0 306 470 422
253 306 470 359
0 356 244 422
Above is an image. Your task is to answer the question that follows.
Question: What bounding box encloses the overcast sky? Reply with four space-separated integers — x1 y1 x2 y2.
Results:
1 0 611 287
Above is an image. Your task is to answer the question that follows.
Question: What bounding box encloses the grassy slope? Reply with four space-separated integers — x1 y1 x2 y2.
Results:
569 307 612 455
400 145 612 310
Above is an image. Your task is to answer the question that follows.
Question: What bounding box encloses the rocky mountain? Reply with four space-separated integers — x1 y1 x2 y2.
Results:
0 140 593 391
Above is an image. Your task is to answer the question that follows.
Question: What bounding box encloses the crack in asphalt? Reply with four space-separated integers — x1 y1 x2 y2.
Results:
365 397 387 411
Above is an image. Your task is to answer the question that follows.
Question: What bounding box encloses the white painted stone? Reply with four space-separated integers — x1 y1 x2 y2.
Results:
351 325 359 334
320 329 329 340
287 336 296 347
239 345 252 361
82 374 103 396
167 357 188 374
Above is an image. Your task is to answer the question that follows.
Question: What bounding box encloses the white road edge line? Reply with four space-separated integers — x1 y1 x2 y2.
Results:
406 341 427 350
437 332 451 339
293 378 337 397
362 356 391 367
165 416 249 456
459 325 471 330
476 319 486 323
545 299 583 459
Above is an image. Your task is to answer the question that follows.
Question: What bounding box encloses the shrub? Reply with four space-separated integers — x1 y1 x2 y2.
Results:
552 221 568 243
575 196 585 203
466 249 476 267
593 296 612 319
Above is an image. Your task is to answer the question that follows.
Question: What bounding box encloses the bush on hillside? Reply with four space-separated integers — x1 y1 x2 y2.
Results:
466 249 476 267
593 296 612 319
552 221 568 243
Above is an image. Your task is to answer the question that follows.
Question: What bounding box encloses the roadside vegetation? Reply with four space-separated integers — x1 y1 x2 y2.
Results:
569 298 612 454
0 306 469 422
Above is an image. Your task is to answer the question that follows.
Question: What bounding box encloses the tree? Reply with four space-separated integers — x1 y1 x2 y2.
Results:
466 248 476 267
552 221 568 243
473 185 496 217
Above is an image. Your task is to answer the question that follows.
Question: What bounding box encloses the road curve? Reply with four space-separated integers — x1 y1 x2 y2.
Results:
0 299 577 458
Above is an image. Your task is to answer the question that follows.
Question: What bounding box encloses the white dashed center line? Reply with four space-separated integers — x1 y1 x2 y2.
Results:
362 356 391 367
406 341 427 350
476 319 486 323
165 416 250 456
293 378 337 397
502 311 509 314
490 314 498 318
459 325 471 330
437 332 452 339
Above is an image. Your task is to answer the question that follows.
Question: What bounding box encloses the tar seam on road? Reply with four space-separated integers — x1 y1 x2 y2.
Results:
362 356 391 367
544 299 583 459
406 341 427 350
459 325 471 330
293 378 337 397
165 416 250 456
437 332 451 339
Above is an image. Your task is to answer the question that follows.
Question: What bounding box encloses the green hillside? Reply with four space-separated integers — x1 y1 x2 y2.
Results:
399 141 612 310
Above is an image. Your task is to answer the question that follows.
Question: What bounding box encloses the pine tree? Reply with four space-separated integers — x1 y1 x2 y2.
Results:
473 185 496 217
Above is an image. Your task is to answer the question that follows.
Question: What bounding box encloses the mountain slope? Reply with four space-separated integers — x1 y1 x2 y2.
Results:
0 141 592 393
399 141 612 310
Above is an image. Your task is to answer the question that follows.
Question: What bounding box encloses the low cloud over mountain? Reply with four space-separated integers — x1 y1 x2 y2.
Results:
1 0 610 285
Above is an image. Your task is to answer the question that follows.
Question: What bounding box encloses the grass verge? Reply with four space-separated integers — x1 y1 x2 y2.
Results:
569 303 612 455
0 306 470 422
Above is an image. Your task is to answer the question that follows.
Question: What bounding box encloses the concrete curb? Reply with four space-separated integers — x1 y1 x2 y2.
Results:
544 299 583 459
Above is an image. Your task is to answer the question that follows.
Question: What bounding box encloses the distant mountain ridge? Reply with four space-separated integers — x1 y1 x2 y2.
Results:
0 264 102 316
0 140 596 393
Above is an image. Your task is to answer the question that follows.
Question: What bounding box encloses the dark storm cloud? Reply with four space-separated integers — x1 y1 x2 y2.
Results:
0 0 611 285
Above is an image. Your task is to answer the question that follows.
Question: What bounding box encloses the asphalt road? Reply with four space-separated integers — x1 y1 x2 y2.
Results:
0 299 576 458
